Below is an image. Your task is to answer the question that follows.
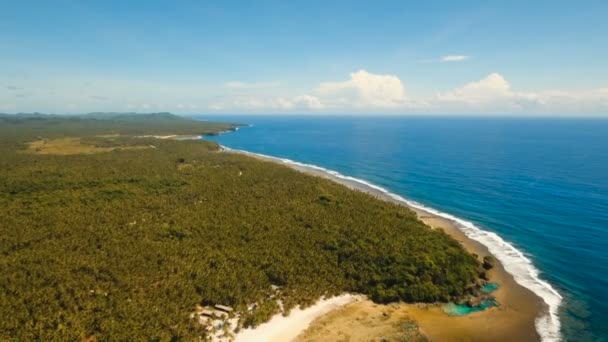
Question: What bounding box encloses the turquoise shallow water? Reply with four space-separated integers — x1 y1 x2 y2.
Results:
481 283 499 294
443 282 500 316
202 116 608 342
443 300 500 316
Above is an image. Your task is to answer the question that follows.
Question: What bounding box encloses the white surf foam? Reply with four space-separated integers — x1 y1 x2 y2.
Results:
223 146 563 342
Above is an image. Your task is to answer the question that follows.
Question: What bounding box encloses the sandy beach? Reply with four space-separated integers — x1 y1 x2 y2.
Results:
228 149 547 342
234 295 361 342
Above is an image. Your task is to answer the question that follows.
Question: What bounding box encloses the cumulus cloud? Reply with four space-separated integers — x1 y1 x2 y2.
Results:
4 70 605 115
436 73 608 112
437 73 513 104
224 81 282 89
436 72 548 111
209 70 418 112
316 70 408 108
441 55 470 62
293 95 324 110
213 71 607 113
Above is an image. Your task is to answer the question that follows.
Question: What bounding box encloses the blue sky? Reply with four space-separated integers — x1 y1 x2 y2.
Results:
1 0 607 115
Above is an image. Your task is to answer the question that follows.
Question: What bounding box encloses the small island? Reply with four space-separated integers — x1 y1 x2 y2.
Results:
0 113 542 341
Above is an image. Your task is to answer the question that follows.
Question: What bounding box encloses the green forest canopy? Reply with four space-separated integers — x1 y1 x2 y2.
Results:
0 113 484 341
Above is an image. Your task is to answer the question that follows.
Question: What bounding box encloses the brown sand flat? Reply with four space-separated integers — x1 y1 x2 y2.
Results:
295 299 428 342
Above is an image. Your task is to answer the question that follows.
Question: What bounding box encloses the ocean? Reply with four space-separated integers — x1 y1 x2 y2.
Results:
200 115 608 342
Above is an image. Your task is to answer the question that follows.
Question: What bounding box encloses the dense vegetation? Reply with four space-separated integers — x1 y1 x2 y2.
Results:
0 114 483 340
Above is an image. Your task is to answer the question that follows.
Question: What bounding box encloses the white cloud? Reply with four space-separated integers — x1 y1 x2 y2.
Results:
176 103 198 109
293 95 324 110
436 72 548 112
210 70 425 113
224 81 282 89
209 94 324 112
316 70 408 108
435 73 608 113
437 72 513 104
3 70 606 115
441 55 471 62
529 88 608 112
209 70 608 113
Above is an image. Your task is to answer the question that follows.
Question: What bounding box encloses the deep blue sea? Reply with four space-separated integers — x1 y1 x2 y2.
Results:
200 116 608 342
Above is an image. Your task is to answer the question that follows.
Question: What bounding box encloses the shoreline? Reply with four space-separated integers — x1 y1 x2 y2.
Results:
234 294 362 342
223 147 558 341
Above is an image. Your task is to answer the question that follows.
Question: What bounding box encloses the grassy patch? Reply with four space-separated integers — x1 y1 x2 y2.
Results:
25 137 150 155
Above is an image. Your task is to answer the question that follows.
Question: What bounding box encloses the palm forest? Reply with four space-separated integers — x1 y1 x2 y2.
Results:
0 113 486 340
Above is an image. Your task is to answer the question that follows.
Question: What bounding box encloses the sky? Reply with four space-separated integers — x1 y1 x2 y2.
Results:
1 0 607 115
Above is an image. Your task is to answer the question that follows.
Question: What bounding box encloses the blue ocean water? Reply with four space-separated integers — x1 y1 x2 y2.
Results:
200 116 608 342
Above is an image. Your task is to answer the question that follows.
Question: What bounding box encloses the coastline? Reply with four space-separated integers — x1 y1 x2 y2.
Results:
223 147 555 341
234 294 362 342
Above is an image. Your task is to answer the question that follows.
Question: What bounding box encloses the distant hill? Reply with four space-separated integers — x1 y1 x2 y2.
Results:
0 112 240 141
1 112 186 121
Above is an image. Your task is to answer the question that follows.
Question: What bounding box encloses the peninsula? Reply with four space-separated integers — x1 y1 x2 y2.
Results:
0 113 542 341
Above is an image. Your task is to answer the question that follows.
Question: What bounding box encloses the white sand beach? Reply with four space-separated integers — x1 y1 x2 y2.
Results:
234 294 361 342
